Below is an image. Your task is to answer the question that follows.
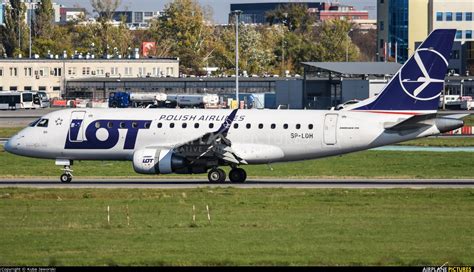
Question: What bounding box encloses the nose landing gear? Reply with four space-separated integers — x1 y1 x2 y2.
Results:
56 159 73 183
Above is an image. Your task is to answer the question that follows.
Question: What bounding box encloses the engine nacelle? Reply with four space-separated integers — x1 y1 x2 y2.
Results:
133 148 187 174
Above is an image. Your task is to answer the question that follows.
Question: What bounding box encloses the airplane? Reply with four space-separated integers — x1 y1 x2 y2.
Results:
4 29 465 183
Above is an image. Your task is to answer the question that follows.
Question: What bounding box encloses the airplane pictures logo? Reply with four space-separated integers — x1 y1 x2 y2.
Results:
398 48 448 101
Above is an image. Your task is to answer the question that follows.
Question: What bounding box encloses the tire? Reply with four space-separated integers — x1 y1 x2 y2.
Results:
216 169 226 183
60 174 72 183
208 169 226 183
229 168 247 183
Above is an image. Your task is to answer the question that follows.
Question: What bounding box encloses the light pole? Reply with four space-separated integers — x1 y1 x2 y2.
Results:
345 28 353 62
29 5 32 58
281 12 288 77
231 10 242 109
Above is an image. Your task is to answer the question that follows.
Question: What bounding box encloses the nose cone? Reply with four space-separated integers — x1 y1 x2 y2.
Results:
4 138 13 153
4 137 18 154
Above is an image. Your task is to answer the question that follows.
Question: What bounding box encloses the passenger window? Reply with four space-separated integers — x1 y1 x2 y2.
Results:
283 124 288 129
95 121 101 128
194 123 199 129
37 119 49 127
120 122 125 128
182 123 187 128
132 122 137 128
234 123 239 129
271 124 276 129
157 123 162 128
29 118 41 127
296 124 301 129
144 122 150 129
308 124 313 130
107 122 113 128
246 123 251 129
209 123 214 129
170 123 175 128
258 124 264 129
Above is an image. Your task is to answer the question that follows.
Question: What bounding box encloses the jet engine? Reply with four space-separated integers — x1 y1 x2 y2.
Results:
132 148 207 175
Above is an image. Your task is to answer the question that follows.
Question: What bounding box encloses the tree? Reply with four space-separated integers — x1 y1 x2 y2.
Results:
33 0 54 39
351 28 377 61
312 19 360 62
146 0 213 74
0 0 29 57
90 0 121 56
265 4 314 32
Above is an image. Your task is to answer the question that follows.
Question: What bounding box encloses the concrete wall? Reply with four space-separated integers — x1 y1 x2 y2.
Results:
275 80 303 109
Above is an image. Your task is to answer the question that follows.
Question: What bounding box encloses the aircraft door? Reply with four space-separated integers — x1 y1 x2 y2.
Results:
69 111 86 142
324 113 338 145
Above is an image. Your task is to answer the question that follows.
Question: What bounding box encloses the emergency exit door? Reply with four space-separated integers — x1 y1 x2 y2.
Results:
324 114 338 145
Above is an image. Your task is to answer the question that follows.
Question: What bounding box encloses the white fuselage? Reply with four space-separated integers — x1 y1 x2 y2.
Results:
6 108 441 164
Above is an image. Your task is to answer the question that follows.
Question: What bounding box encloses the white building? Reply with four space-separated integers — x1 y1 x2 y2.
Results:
429 0 473 44
0 58 179 98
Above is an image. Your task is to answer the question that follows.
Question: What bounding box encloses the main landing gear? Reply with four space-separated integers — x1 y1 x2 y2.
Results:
207 167 247 183
56 159 73 183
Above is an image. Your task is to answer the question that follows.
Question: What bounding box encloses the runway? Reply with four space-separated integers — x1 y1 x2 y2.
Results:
0 178 473 188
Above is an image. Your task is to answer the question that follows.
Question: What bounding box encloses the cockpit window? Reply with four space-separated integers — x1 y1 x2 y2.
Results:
29 118 41 127
37 118 49 127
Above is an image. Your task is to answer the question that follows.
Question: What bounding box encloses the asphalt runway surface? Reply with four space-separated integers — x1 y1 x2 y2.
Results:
0 178 473 189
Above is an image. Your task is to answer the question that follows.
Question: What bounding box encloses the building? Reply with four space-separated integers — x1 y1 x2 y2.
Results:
0 58 179 98
310 3 369 21
301 62 402 109
377 0 473 75
64 77 282 105
59 7 86 24
110 10 161 29
230 2 324 24
230 2 368 24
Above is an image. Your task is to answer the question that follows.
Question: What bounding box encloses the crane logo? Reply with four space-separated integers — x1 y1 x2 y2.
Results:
398 48 448 101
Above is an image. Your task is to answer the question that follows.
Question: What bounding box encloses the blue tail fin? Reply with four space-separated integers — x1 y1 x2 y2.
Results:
353 29 456 112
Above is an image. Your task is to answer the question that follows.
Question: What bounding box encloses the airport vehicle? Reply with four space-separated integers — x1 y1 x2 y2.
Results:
0 91 48 110
37 91 51 108
5 29 465 183
0 91 21 110
108 92 168 108
335 99 360 110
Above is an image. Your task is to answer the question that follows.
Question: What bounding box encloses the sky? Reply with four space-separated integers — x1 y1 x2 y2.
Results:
54 0 376 24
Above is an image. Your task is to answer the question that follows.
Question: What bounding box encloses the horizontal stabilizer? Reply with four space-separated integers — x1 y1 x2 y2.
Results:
384 114 436 131
441 113 470 120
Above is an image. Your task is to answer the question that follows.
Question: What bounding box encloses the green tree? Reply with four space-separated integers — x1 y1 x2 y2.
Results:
147 0 213 74
0 0 29 57
312 19 359 62
90 0 121 56
33 0 54 39
265 4 314 32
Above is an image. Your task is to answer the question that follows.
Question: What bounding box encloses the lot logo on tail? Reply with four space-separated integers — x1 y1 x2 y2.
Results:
399 48 448 101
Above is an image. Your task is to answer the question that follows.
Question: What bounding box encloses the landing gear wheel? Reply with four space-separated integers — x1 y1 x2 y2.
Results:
60 173 72 183
208 168 226 183
229 168 247 183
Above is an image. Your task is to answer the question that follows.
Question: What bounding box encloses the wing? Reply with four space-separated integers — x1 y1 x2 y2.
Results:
172 109 247 165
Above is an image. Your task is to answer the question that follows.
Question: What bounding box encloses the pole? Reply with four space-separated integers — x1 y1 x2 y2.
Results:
346 29 352 62
18 9 21 52
345 40 348 62
395 42 398 63
29 7 32 58
235 12 240 109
